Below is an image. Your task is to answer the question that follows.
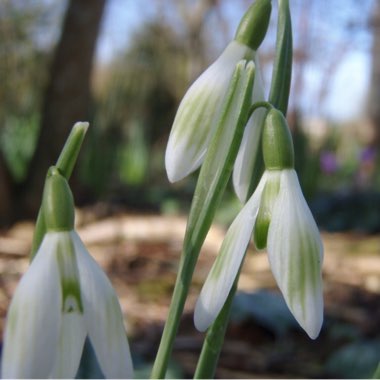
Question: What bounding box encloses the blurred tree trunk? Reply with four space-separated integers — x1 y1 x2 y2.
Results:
369 0 380 146
11 0 105 223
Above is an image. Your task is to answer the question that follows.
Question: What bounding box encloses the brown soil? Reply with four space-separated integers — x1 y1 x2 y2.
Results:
1 209 379 378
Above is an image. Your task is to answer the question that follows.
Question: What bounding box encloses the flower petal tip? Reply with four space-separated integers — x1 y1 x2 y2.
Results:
194 297 215 332
301 314 323 340
165 139 200 183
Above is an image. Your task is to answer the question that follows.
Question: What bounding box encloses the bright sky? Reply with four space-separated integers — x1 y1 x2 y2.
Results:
95 0 374 123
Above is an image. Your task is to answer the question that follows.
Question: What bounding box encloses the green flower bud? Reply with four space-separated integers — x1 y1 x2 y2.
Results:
42 166 75 231
253 172 280 249
235 0 272 51
262 108 294 170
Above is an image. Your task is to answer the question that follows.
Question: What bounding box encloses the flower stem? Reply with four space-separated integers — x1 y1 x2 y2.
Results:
150 246 199 378
193 271 239 379
373 362 380 379
151 61 254 379
195 1 294 377
268 0 292 115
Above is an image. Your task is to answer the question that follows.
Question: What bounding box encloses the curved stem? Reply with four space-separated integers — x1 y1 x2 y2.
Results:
248 100 273 119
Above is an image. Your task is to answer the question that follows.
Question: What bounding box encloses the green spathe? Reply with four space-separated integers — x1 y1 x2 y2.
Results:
42 167 75 232
235 0 272 50
262 108 294 169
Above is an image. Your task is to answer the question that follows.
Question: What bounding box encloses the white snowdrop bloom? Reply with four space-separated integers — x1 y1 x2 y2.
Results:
1 168 133 379
1 230 133 379
195 109 324 339
165 0 272 183
165 40 256 182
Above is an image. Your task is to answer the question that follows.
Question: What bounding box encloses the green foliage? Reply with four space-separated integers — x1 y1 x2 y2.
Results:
0 114 40 181
119 120 149 186
0 1 61 183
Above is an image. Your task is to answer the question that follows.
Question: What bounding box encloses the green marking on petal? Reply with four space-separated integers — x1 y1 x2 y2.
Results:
287 215 322 320
208 232 236 282
55 234 83 313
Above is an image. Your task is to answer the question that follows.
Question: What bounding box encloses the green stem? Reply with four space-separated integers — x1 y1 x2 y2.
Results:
246 0 292 199
150 244 199 378
194 270 239 379
373 361 380 379
30 122 89 259
248 101 273 118
151 62 254 379
268 0 292 115
194 2 293 374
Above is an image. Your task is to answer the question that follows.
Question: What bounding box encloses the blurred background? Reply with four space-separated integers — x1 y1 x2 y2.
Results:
0 0 379 378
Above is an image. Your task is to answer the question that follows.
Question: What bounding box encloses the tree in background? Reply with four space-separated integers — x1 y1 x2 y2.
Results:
0 0 105 226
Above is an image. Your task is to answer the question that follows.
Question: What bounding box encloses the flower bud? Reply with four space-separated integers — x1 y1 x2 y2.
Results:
42 166 75 231
235 0 272 50
262 108 294 170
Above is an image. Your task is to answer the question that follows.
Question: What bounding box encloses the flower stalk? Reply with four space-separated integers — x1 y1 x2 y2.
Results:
151 60 255 379
195 0 294 376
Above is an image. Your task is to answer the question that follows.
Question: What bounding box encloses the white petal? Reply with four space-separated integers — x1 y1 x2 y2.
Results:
194 173 268 331
49 312 87 378
165 41 254 182
1 233 62 378
267 169 324 339
233 57 266 202
72 232 133 379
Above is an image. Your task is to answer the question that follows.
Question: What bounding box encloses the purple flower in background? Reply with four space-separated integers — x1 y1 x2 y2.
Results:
320 151 338 174
360 146 377 164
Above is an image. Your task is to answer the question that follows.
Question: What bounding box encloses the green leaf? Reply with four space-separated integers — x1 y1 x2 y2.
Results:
268 0 293 115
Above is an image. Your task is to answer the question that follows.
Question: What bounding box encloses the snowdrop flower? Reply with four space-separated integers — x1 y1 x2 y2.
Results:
194 109 324 339
165 0 271 183
1 168 133 378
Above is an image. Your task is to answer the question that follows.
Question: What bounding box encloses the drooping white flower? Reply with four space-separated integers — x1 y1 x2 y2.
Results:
165 40 256 182
165 0 272 184
194 168 324 339
1 230 133 379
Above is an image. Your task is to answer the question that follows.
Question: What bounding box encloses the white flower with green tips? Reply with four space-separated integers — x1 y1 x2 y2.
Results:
1 168 133 379
194 109 324 339
165 0 271 183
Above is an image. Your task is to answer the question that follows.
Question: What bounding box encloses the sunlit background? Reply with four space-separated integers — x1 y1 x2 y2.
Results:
0 0 379 378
